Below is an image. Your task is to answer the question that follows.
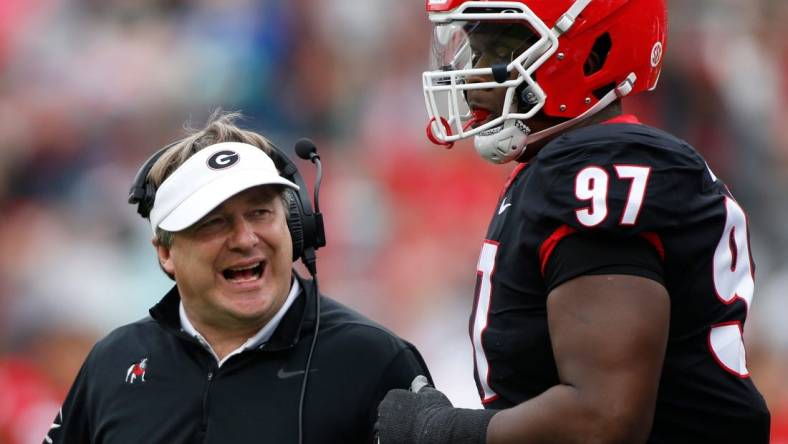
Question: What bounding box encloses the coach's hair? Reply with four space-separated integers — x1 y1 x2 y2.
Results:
148 110 276 189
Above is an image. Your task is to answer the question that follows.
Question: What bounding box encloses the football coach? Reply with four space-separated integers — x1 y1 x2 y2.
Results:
45 111 430 444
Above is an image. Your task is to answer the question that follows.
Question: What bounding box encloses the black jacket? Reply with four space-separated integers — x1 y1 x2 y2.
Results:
46 274 430 443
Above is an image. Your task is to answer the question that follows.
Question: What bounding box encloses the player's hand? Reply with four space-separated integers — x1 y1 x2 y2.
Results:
375 375 452 444
375 375 497 444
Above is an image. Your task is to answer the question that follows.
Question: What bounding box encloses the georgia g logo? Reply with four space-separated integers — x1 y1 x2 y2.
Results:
125 358 148 384
207 150 240 170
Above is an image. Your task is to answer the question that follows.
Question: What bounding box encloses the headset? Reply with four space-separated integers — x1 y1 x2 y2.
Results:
128 139 325 270
128 138 325 444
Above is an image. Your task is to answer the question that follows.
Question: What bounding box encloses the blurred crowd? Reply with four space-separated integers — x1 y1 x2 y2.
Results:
0 0 786 442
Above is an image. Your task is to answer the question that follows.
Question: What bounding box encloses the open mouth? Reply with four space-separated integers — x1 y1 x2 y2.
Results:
222 262 264 283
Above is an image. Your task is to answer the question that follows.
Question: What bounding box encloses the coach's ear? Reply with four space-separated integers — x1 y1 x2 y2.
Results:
153 238 176 280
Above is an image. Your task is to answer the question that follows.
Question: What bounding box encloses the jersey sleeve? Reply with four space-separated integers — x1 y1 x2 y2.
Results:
543 230 665 292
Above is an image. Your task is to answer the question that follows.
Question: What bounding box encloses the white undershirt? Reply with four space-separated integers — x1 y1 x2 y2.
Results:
179 278 301 367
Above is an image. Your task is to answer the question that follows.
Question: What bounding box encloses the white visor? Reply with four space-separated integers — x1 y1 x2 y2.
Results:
149 142 299 234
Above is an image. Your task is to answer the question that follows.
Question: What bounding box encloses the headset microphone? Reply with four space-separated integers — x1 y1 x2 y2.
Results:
295 138 323 444
293 138 325 276
295 138 323 211
295 138 319 162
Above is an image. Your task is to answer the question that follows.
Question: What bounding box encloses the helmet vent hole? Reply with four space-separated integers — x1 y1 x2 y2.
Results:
584 33 612 76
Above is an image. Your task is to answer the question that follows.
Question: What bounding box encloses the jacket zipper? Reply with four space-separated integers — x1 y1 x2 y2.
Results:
201 369 216 438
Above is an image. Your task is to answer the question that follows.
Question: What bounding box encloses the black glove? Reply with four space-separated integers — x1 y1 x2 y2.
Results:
375 375 497 444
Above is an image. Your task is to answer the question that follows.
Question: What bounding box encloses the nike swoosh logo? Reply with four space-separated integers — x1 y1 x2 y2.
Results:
498 197 512 215
277 368 318 379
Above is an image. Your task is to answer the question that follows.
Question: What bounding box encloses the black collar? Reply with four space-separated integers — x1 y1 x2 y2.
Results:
148 272 317 352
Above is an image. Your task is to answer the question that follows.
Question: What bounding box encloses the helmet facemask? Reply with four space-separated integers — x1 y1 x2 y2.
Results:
423 4 559 163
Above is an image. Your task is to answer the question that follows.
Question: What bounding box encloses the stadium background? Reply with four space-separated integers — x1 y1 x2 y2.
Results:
0 0 786 442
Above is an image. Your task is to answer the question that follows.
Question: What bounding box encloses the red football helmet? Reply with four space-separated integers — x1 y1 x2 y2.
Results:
423 0 667 163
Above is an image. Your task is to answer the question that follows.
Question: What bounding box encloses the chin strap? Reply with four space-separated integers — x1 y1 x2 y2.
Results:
474 72 637 164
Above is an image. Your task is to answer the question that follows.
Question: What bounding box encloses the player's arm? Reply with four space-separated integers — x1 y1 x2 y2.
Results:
377 236 670 444
486 272 669 443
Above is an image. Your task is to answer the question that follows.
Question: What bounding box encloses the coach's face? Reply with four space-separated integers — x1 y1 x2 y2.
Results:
156 185 293 333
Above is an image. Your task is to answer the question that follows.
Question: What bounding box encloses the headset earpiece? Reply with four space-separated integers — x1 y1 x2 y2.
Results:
266 144 324 263
141 181 157 218
128 142 177 219
283 188 305 261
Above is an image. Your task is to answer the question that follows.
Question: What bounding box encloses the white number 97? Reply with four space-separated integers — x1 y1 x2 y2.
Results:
575 165 650 227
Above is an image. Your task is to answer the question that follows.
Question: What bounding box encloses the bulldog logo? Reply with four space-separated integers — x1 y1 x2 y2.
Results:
126 358 148 384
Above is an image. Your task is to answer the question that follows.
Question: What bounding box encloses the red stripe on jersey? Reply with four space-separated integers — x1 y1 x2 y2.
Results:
481 394 501 405
499 163 527 200
640 232 665 261
539 225 578 275
603 114 641 125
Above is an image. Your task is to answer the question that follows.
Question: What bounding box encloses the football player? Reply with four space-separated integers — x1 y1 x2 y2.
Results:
376 0 771 443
